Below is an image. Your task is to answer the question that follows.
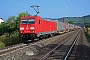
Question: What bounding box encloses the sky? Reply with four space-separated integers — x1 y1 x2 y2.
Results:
0 0 90 20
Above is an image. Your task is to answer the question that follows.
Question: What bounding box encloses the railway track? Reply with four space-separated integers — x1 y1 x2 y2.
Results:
40 30 80 60
67 29 90 60
63 31 80 60
26 30 80 60
0 43 27 56
0 30 76 60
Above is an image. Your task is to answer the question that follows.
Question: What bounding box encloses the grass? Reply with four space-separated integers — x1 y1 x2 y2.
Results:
84 28 90 42
2 36 22 46
0 35 22 48
88 28 90 35
0 41 5 48
0 31 22 48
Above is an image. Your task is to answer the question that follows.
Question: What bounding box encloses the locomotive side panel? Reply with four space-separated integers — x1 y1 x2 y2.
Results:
37 19 57 36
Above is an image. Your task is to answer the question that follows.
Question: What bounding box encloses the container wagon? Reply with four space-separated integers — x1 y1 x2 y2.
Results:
64 22 69 32
68 24 75 31
55 20 66 34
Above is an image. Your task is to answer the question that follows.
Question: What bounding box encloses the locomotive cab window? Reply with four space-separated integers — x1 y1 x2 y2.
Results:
21 20 28 24
21 19 35 24
28 19 35 24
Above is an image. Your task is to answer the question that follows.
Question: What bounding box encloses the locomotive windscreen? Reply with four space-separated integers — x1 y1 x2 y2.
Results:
21 19 35 24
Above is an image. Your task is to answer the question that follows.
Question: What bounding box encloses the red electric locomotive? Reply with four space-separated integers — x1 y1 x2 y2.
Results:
19 16 57 42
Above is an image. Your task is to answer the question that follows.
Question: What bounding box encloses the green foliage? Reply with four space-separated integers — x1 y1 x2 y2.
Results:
6 16 16 24
59 15 90 24
0 41 5 48
0 22 10 33
0 11 31 47
16 11 30 29
68 20 73 24
85 32 90 42
0 11 30 35
2 37 22 46
85 24 90 28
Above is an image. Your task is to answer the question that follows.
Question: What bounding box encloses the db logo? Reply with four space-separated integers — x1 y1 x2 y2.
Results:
26 28 29 30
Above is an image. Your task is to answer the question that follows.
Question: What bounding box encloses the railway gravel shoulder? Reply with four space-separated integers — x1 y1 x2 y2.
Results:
68 29 90 60
26 30 78 60
0 31 75 60
44 30 80 60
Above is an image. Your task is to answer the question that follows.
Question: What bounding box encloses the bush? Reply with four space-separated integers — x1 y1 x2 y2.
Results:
0 30 22 47
0 41 5 48
85 32 90 42
2 37 22 46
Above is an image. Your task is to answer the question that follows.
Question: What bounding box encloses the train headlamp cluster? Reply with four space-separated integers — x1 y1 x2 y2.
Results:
20 27 24 30
30 27 34 30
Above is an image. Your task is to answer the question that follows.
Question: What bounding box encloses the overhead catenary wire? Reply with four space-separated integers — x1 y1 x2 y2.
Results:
19 0 31 5
19 0 60 17
19 0 77 18
65 0 77 16
35 0 61 17
40 7 58 16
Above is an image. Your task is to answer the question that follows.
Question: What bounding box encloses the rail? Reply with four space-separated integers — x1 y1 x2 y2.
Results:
63 31 80 60
39 30 80 60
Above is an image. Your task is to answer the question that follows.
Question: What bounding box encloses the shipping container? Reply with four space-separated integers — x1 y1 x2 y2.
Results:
68 24 75 31
55 20 65 34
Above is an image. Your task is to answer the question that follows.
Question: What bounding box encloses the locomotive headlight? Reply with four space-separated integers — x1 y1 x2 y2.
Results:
30 27 34 30
20 27 24 30
20 31 23 33
32 31 34 32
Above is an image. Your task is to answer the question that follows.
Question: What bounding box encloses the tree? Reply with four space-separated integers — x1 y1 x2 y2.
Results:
68 21 73 24
85 24 90 28
6 16 16 32
6 11 30 31
6 16 16 24
0 11 31 37
0 22 10 33
6 16 17 36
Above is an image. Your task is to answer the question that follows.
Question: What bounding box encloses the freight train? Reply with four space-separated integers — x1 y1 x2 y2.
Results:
19 15 80 42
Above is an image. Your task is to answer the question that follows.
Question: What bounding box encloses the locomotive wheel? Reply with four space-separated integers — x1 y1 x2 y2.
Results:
22 38 28 43
50 34 53 37
43 35 46 39
39 35 43 40
31 38 34 42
